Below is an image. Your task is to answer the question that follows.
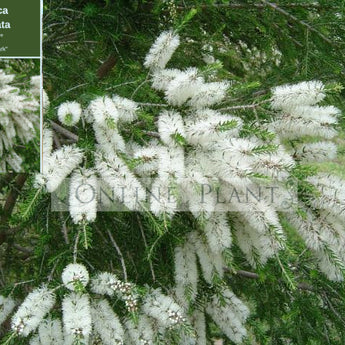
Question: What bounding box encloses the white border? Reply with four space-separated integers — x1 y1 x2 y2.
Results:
40 0 43 173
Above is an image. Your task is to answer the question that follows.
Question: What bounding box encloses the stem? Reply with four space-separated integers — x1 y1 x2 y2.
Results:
107 229 128 282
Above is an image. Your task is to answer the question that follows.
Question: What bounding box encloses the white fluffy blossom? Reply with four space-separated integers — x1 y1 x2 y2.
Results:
151 68 181 91
38 318 64 345
142 289 186 328
188 231 224 283
62 292 92 340
87 96 119 125
62 263 90 291
91 299 124 345
206 288 249 344
112 95 138 122
11 286 56 336
165 68 203 106
30 75 41 96
96 152 146 211
188 81 229 109
36 145 84 192
144 30 180 70
157 110 185 146
202 213 232 254
271 80 325 110
69 169 98 224
0 69 39 172
91 272 123 297
0 295 16 326
174 241 198 306
90 272 138 312
57 101 82 126
294 142 337 162
125 315 155 345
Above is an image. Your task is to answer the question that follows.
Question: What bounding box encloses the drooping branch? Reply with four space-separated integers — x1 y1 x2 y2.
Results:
261 0 335 46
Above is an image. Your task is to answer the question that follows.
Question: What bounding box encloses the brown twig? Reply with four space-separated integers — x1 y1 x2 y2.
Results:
50 121 79 142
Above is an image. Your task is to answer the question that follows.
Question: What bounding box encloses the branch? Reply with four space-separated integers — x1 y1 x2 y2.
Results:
261 0 335 46
106 229 128 282
50 121 79 142
225 268 315 291
0 174 28 245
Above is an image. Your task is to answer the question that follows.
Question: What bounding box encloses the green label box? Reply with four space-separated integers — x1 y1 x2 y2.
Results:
0 1 41 57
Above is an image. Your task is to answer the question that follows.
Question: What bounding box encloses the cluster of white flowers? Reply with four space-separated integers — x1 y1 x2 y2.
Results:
30 318 64 345
90 272 138 312
11 286 55 336
125 315 155 345
36 127 84 193
69 169 98 224
35 30 345 343
91 299 124 345
206 288 249 344
57 101 82 126
62 263 90 291
0 70 40 172
62 292 92 341
141 288 186 328
0 295 16 326
8 264 190 344
268 81 345 281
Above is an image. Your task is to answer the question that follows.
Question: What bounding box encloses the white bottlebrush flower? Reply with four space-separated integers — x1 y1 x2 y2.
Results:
91 299 124 345
151 68 181 91
42 127 53 161
157 146 185 180
142 289 186 329
270 116 337 140
93 122 126 154
185 110 242 147
69 169 98 224
90 272 138 312
29 335 41 345
0 295 16 326
112 95 138 122
96 152 146 211
30 75 41 97
165 68 204 106
150 177 178 217
206 289 248 344
90 272 121 296
289 104 340 121
202 213 232 254
11 286 56 336
62 292 92 340
37 145 84 192
57 101 82 126
271 80 325 110
43 90 50 114
87 96 119 126
294 142 337 162
0 69 39 172
251 149 295 180
188 231 224 283
38 318 64 345
132 144 161 176
192 310 206 345
125 315 155 345
62 263 90 291
157 110 185 146
144 30 180 70
188 81 229 109
174 241 198 306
